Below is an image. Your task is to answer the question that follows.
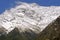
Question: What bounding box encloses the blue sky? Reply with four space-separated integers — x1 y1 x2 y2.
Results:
0 0 60 14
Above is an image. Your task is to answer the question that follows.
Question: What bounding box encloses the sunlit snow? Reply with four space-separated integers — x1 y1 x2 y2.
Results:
0 3 60 34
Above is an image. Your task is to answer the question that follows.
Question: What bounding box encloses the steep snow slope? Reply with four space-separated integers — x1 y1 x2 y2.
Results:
0 3 60 34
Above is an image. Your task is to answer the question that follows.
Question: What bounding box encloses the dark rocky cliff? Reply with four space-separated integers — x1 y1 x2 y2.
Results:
37 16 60 40
0 28 37 40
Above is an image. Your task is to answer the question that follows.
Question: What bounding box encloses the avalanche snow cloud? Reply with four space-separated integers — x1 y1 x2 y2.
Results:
0 2 60 34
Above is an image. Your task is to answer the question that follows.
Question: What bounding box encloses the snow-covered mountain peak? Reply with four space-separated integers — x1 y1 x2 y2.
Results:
0 3 60 34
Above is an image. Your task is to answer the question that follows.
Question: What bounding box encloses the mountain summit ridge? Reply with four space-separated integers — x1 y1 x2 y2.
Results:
0 3 60 34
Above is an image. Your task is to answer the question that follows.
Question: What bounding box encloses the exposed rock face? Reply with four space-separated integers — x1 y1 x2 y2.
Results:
0 26 7 36
0 28 37 40
37 16 60 40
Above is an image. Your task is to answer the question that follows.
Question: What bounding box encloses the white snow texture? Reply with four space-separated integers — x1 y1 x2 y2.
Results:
0 2 60 34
